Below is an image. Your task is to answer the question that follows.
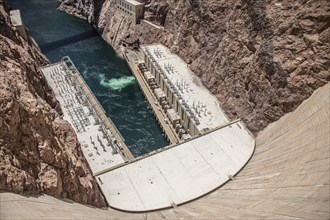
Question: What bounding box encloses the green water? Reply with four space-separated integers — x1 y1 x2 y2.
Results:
8 0 169 157
99 75 136 91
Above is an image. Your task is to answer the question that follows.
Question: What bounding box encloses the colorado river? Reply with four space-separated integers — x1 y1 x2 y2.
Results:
8 0 168 156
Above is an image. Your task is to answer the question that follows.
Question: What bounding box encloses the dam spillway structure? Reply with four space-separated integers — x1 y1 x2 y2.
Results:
1 82 329 219
34 54 256 212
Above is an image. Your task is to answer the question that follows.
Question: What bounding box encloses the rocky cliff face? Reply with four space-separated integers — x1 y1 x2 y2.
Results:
59 0 330 134
0 1 106 207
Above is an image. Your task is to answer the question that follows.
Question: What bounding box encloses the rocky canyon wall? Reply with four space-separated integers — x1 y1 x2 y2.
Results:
0 1 106 207
59 0 330 134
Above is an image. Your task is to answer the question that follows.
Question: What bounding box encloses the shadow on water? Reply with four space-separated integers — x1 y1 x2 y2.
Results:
39 30 99 52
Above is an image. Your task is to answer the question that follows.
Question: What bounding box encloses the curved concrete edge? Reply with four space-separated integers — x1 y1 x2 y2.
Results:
97 121 255 212
109 134 256 213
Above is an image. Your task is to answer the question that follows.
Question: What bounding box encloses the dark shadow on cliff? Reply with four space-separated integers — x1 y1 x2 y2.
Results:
39 30 98 52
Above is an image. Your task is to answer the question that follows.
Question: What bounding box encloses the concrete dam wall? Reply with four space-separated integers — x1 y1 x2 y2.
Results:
1 83 329 219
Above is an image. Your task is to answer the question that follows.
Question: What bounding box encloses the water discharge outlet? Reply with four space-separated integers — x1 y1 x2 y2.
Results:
99 74 136 91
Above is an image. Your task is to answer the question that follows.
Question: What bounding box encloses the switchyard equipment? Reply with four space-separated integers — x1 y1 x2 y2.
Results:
141 44 229 138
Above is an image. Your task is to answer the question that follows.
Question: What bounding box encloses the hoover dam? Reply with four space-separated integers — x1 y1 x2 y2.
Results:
1 0 329 219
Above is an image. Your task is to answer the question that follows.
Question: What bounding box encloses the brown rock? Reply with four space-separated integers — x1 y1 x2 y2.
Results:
319 27 330 44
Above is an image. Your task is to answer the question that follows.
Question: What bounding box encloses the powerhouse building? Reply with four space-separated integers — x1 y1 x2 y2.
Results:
140 44 229 138
117 0 144 24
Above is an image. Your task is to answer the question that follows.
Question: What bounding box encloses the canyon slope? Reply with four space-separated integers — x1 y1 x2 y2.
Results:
0 1 106 207
59 0 330 133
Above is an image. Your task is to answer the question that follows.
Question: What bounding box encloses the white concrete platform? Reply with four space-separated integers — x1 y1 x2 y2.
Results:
41 63 126 174
97 121 255 211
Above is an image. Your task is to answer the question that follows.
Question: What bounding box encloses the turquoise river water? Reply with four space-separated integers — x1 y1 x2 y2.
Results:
8 0 168 157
